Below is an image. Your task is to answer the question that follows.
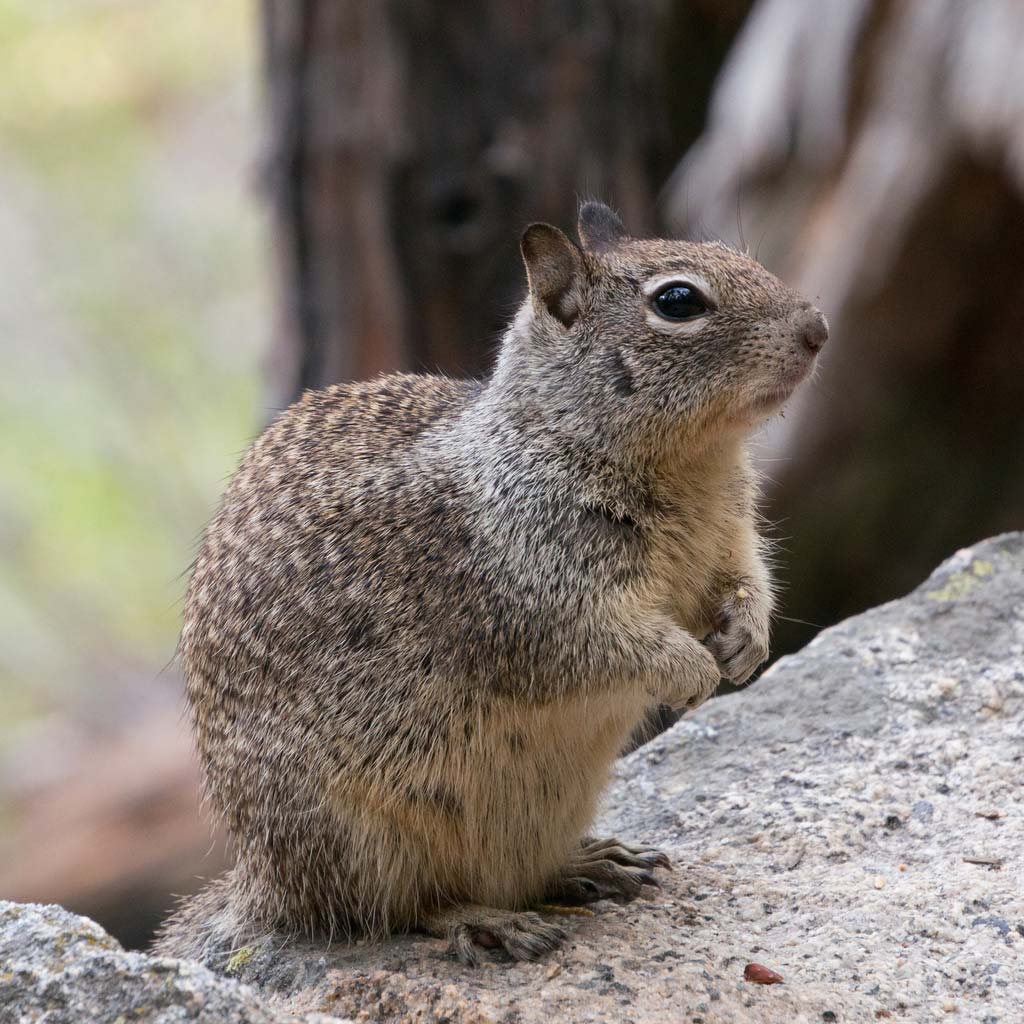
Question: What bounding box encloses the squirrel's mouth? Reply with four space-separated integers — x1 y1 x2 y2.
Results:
749 382 798 415
749 358 815 415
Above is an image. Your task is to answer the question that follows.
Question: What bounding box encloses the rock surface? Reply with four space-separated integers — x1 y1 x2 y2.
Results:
3 534 1022 1023
0 902 347 1024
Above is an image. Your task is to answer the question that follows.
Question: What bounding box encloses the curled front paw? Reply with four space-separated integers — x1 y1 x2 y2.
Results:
705 609 769 686
705 586 771 685
684 642 722 709
657 631 722 713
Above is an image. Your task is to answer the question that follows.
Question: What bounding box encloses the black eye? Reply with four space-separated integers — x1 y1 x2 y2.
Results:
652 282 708 321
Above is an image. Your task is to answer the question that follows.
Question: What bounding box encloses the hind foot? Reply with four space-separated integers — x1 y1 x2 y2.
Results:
545 835 672 904
422 905 568 967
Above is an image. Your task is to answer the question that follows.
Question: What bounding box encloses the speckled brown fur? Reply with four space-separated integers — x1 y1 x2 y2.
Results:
153 203 826 966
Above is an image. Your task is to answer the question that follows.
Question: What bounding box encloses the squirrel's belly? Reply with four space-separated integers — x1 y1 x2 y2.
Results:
452 687 650 907
326 686 651 921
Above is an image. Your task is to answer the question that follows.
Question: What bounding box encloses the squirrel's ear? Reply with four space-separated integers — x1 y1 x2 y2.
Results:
521 223 584 327
578 201 626 253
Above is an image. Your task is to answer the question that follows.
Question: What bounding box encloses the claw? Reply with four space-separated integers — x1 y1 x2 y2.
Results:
545 835 673 903
449 924 481 967
426 906 570 966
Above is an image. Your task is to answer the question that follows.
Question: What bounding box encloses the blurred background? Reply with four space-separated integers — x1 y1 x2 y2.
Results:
2 0 1023 951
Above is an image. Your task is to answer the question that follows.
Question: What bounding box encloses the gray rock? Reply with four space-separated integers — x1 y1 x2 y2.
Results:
3 534 1022 1023
0 902 349 1024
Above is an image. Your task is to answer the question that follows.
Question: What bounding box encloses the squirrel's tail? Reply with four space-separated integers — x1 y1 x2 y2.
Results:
151 870 270 968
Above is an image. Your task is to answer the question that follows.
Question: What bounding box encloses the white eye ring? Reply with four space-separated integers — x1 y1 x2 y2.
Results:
650 282 708 321
642 273 716 335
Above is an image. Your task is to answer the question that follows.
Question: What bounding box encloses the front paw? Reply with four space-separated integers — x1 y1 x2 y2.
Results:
705 588 770 684
662 639 721 712
705 626 767 684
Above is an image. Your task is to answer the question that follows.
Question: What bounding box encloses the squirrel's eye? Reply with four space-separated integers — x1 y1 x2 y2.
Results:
652 283 708 321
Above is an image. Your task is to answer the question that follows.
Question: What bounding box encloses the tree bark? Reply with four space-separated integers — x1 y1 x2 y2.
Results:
261 0 680 406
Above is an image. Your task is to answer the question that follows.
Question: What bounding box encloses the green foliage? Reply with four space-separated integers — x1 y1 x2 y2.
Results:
0 0 266 729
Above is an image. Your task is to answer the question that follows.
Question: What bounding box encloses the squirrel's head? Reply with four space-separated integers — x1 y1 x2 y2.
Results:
505 201 827 452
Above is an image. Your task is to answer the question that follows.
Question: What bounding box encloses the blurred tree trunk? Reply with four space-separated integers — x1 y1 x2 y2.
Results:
665 0 1024 657
260 0 675 404
260 1 752 403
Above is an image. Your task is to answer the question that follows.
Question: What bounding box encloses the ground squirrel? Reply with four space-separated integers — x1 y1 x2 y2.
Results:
154 202 827 966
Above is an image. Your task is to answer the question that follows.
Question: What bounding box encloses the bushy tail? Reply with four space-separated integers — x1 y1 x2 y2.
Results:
151 870 272 968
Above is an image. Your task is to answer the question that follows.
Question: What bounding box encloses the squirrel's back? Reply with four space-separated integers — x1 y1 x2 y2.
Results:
168 373 486 957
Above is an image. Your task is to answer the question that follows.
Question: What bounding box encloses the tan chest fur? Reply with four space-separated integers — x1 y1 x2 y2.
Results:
646 446 749 638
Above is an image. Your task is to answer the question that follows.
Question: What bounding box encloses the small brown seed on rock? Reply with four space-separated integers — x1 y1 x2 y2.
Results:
744 962 783 985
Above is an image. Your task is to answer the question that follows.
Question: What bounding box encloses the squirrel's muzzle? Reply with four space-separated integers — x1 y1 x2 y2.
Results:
798 308 829 353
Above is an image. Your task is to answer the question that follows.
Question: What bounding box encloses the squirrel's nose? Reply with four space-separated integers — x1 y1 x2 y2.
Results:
798 309 829 353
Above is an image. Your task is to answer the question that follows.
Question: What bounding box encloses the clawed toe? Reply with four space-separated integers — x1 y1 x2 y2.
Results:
547 876 603 903
585 858 658 897
498 914 568 962
578 839 672 872
426 906 569 966
580 836 672 871
546 835 672 904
